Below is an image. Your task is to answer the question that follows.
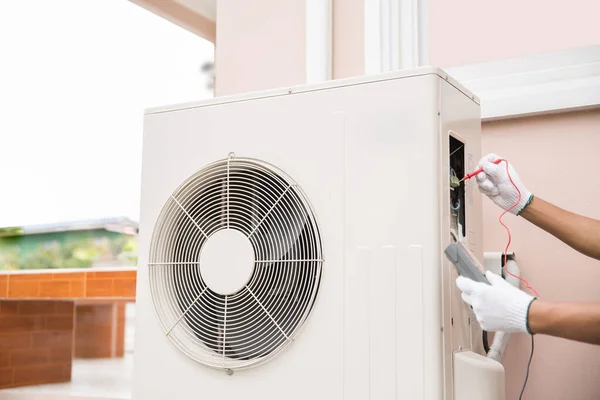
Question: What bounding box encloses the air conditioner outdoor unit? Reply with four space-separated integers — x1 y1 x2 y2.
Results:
133 68 505 400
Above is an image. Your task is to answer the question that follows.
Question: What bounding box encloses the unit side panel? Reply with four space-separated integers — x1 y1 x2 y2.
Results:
439 79 483 400
343 75 443 400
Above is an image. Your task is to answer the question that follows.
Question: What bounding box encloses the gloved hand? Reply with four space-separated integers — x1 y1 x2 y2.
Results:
476 153 533 215
456 270 535 333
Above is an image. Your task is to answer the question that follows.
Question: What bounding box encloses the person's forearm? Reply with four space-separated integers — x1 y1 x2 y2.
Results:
520 197 600 261
528 300 600 345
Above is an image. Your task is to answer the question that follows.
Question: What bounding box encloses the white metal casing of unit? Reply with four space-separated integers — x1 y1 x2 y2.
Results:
133 68 488 400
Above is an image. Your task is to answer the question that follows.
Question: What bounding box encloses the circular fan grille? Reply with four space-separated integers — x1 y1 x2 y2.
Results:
149 156 323 371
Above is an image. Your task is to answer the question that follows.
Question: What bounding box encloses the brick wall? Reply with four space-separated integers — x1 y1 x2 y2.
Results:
0 300 74 389
115 302 126 357
0 269 136 389
0 275 7 297
1 270 136 299
74 302 126 358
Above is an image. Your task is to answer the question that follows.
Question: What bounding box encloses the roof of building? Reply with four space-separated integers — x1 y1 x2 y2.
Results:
0 217 139 237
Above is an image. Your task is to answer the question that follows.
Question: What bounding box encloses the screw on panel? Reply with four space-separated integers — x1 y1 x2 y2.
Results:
441 326 444 332
225 369 234 376
228 152 236 159
288 89 293 94
451 318 454 326
437 111 440 116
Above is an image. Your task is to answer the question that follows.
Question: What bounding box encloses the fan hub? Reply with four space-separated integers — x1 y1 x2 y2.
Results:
199 229 255 295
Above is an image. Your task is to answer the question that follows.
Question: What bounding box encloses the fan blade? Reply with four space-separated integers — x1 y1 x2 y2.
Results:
252 190 308 262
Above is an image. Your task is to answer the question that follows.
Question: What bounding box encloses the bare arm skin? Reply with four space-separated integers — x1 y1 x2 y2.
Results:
520 198 600 344
528 300 600 345
520 197 600 261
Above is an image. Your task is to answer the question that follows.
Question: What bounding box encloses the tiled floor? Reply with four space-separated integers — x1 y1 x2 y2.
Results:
0 354 133 400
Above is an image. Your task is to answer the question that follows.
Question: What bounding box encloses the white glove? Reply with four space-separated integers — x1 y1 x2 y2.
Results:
456 270 535 333
476 153 533 215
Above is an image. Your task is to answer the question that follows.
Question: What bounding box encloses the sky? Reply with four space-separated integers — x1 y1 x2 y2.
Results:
0 0 214 227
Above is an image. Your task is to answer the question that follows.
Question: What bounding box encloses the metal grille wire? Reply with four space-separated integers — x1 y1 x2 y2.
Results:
148 156 323 371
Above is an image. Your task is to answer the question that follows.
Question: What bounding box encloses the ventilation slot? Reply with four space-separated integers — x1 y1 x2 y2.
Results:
148 156 323 371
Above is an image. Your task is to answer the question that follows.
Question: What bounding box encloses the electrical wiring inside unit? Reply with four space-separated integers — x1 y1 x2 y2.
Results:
449 136 466 241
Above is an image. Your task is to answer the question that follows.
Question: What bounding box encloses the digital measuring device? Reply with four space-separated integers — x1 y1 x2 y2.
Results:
444 242 490 285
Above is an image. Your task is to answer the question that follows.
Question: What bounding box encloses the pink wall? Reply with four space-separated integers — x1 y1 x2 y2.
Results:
215 0 306 96
482 109 600 399
216 0 368 93
428 0 600 392
429 0 600 67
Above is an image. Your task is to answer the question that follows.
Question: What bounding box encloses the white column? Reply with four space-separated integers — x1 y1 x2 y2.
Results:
363 0 429 74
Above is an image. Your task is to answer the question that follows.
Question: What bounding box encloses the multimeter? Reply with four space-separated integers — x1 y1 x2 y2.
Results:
444 242 490 285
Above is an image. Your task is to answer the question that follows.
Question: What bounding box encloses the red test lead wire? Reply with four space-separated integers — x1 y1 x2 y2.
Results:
495 159 539 400
463 158 538 400
460 159 502 182
463 159 540 298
